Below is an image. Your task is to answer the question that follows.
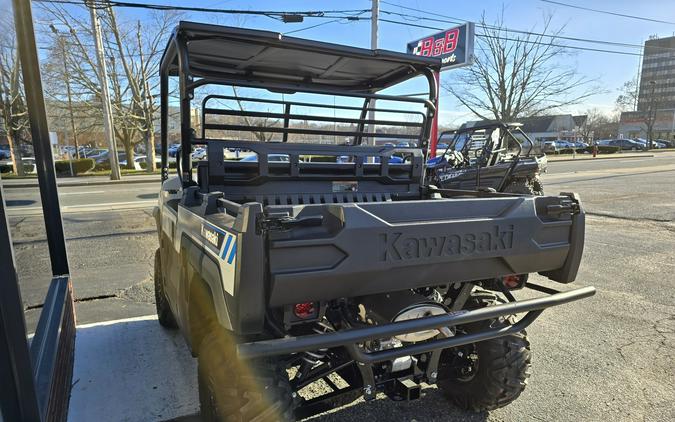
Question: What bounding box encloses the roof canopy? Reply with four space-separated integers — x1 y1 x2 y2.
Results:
161 21 441 93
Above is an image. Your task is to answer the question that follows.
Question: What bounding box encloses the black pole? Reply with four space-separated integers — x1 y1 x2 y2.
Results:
0 182 41 421
12 0 69 276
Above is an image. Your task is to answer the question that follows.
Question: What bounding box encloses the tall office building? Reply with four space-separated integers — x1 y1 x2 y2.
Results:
620 36 675 140
637 36 675 112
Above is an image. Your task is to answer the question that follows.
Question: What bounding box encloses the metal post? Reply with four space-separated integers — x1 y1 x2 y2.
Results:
87 1 121 180
176 35 193 185
0 180 41 422
13 0 69 276
429 70 440 157
367 0 379 147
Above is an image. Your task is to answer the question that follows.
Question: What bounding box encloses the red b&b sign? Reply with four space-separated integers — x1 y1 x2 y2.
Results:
407 23 475 70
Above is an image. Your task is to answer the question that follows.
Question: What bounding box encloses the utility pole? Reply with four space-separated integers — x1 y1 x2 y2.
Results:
86 1 120 180
50 25 80 159
367 0 379 147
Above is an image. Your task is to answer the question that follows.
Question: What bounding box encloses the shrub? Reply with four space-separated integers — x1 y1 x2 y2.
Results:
584 145 620 154
0 163 36 174
54 158 95 175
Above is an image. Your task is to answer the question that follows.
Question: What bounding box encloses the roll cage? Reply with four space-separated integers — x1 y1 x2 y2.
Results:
433 122 537 191
158 21 441 188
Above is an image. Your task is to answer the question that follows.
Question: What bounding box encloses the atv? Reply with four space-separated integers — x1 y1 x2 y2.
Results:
427 123 546 195
154 22 595 421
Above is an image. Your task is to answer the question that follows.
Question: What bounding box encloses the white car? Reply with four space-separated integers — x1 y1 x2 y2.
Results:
192 147 207 160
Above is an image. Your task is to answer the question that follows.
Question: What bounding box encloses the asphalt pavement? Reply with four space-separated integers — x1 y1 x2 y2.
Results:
3 151 674 421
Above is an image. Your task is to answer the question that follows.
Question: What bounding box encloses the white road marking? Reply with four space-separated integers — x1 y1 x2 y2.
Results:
8 200 156 216
59 190 105 195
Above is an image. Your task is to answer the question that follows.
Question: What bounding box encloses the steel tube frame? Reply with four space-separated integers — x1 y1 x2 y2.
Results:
0 181 41 422
13 0 69 276
1 2 75 421
159 32 439 188
237 286 596 360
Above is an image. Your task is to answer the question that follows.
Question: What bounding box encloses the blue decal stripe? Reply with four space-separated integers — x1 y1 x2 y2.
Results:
221 235 233 259
205 223 226 235
227 241 237 264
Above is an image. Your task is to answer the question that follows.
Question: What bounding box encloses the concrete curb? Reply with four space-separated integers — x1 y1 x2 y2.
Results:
548 154 655 163
2 177 160 189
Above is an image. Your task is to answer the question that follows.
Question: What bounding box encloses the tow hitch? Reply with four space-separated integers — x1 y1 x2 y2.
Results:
385 377 421 401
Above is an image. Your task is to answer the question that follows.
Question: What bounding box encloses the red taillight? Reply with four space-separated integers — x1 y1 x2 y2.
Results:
502 274 524 289
293 302 316 319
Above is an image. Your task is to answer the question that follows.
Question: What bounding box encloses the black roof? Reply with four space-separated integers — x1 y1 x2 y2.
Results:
161 21 441 92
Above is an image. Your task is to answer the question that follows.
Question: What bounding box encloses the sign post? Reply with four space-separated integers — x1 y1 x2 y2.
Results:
407 22 475 157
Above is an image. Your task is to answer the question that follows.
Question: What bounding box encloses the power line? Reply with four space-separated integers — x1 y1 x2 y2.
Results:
538 0 675 26
381 8 648 51
34 0 370 21
283 15 368 36
379 18 642 57
380 2 675 53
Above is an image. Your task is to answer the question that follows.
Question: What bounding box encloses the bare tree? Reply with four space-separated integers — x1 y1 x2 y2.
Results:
579 108 618 142
615 77 639 112
40 3 176 170
0 16 28 175
232 87 280 142
444 13 599 121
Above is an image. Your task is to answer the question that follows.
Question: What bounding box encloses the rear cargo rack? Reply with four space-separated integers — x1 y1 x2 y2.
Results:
200 94 429 145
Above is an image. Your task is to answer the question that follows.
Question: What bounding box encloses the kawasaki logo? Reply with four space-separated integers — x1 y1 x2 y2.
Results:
380 225 514 262
201 224 222 248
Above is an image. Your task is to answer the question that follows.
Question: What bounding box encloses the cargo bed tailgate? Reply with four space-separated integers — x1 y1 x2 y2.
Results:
265 194 583 306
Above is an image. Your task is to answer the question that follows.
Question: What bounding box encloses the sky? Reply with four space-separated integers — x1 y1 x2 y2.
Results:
7 0 675 126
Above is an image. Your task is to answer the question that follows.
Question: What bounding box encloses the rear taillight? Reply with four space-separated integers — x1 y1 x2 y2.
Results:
502 274 527 290
293 302 316 319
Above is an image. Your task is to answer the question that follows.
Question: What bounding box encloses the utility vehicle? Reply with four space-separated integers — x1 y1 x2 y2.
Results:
153 22 595 421
427 123 546 195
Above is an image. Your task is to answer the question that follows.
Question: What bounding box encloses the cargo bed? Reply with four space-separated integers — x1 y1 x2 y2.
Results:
264 193 583 306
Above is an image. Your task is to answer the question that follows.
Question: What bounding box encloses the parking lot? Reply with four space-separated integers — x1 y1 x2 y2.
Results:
4 151 675 421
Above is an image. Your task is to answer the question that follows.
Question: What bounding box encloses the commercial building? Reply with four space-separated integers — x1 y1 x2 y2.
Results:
619 36 675 140
637 36 675 112
463 114 587 143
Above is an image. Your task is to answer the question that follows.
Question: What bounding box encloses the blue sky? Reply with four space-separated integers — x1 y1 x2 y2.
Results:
9 0 675 125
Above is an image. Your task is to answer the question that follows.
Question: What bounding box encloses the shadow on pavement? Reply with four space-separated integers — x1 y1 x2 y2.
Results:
305 388 489 422
6 199 36 206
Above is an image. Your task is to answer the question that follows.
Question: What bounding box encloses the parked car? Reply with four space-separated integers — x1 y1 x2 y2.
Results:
168 143 181 157
240 153 290 162
608 139 646 151
0 144 11 160
191 147 207 160
542 141 558 153
95 151 137 167
633 138 666 149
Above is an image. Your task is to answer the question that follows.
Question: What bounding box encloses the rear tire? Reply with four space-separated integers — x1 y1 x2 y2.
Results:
154 248 177 329
503 177 543 195
437 289 531 412
198 331 295 422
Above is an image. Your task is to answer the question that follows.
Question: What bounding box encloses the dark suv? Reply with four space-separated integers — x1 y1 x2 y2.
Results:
608 139 646 151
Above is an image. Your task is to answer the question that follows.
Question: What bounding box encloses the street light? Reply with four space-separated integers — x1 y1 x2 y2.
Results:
49 24 80 159
647 80 656 151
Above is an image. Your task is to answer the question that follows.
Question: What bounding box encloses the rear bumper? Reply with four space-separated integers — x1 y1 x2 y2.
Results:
237 284 596 361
